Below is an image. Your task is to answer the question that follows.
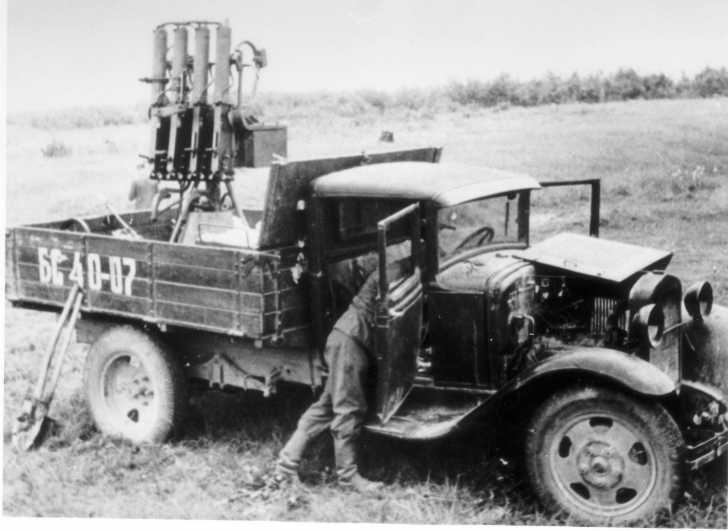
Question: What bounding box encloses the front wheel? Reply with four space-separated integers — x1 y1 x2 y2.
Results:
525 385 684 525
84 325 187 443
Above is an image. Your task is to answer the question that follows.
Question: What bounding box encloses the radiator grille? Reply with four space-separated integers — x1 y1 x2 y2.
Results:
590 297 625 335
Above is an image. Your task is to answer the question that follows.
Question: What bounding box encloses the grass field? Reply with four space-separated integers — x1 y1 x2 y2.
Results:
4 98 728 525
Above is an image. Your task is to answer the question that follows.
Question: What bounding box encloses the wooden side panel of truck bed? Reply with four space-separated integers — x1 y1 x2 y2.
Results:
6 227 309 345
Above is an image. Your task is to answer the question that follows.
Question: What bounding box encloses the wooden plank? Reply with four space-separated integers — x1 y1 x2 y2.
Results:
87 291 152 315
6 230 17 299
156 301 238 331
18 263 150 297
16 245 45 265
86 236 152 261
239 266 264 292
15 228 85 252
240 292 264 311
154 242 237 270
155 281 238 311
91 278 150 298
240 312 264 337
18 262 43 282
155 262 238 290
17 280 70 304
16 247 152 279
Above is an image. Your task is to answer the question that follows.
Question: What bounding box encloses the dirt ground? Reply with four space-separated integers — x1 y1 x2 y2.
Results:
3 98 727 525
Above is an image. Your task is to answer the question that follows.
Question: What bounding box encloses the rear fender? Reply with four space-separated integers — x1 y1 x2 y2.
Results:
502 346 676 397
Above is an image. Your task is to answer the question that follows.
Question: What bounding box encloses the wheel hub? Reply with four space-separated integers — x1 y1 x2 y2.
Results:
576 441 624 489
549 412 659 515
103 354 156 426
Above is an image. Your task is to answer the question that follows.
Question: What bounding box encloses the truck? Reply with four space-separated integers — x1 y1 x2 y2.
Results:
5 20 727 525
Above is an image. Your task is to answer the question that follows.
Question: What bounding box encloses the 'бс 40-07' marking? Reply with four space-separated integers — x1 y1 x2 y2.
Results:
37 247 137 296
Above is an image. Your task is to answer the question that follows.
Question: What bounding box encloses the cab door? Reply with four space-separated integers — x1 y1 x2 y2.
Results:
374 203 424 423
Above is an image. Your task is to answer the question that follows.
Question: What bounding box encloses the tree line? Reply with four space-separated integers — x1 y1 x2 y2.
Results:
446 67 728 107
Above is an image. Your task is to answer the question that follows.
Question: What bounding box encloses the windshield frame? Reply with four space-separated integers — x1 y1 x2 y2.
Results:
430 190 531 273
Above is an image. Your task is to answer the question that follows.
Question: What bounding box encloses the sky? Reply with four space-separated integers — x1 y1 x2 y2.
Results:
5 0 728 112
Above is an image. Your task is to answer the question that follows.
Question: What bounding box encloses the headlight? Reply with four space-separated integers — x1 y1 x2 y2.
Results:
632 303 665 349
684 281 713 322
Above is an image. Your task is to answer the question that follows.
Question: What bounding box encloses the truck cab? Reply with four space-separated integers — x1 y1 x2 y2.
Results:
308 162 539 417
303 158 727 523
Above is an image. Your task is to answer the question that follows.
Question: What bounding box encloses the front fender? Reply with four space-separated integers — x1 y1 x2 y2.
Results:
683 303 728 397
503 346 676 397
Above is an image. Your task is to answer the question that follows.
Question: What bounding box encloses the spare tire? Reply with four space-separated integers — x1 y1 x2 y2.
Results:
84 325 187 443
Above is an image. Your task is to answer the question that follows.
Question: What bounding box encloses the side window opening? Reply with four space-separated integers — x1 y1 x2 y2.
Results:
329 198 411 245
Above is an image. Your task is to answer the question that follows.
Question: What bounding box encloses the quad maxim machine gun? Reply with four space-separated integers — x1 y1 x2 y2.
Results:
142 21 286 238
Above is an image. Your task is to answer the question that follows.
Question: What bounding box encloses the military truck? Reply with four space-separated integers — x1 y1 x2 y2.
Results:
6 20 727 525
7 146 728 523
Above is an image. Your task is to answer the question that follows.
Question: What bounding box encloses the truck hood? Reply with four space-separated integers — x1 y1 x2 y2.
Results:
514 233 673 283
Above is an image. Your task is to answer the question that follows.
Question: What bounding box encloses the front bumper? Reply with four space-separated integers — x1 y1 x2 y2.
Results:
678 380 728 470
685 425 728 470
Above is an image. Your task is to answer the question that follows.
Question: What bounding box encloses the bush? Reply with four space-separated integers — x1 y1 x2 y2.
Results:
642 73 675 99
693 67 728 97
41 139 72 158
606 68 645 100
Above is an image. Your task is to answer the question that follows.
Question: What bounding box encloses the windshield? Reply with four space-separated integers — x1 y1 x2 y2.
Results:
438 194 520 261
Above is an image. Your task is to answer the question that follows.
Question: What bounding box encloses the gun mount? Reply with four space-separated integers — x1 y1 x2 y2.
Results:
142 20 286 231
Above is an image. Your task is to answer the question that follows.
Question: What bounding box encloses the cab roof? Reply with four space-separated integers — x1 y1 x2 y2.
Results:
312 161 540 206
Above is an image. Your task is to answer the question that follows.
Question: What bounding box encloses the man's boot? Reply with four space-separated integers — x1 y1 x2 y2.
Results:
271 463 304 489
338 472 385 494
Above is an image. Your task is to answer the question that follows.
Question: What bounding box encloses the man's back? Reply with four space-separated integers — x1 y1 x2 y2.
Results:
128 178 159 210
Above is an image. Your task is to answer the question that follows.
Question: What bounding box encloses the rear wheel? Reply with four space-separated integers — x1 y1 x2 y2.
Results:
84 325 187 443
525 385 684 525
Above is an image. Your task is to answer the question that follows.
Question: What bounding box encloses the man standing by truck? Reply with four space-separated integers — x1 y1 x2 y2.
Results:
128 163 159 210
274 250 404 493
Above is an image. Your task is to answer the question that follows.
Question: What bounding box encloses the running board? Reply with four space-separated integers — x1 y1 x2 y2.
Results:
364 385 489 440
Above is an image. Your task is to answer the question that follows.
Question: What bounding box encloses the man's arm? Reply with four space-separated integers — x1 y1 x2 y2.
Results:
128 180 139 201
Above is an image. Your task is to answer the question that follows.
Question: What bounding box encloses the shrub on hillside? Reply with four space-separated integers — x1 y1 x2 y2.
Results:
358 90 392 112
606 68 645 100
41 139 72 158
642 73 675 99
446 68 728 109
693 67 728 97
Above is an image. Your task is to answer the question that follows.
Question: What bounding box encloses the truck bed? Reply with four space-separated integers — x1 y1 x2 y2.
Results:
5 210 309 346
